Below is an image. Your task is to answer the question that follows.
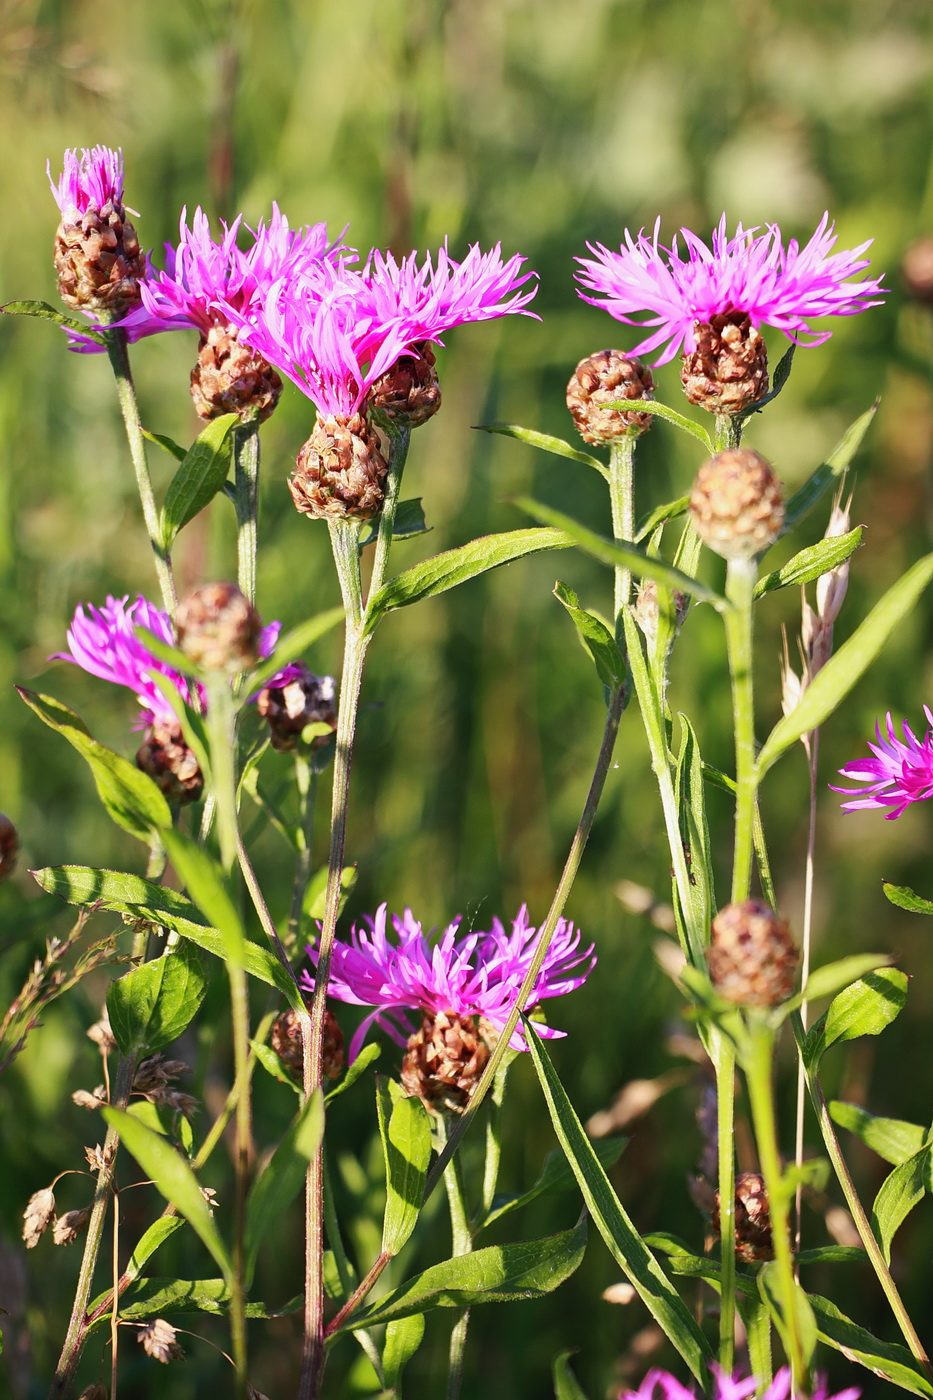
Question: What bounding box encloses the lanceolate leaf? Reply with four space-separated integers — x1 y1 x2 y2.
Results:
803 968 909 1070
246 607 345 694
364 528 574 634
757 552 933 774
106 941 208 1055
871 1146 933 1263
382 1314 426 1395
757 1263 818 1374
794 953 893 1007
674 714 714 958
553 581 625 690
87 1277 297 1326
829 1102 929 1167
523 1019 713 1387
604 398 713 451
0 298 107 344
124 1217 186 1284
808 1292 933 1397
244 1090 324 1285
553 1351 593 1400
360 497 431 546
636 495 691 544
161 829 244 966
740 343 796 420
377 1077 432 1257
478 422 610 480
783 402 878 532
754 527 863 599
160 413 238 549
335 1219 588 1332
883 881 933 917
481 1138 627 1231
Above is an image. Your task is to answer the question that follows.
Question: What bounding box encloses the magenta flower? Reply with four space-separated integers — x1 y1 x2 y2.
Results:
576 214 886 365
831 709 933 818
620 1366 858 1400
362 242 538 341
55 595 282 727
302 903 595 1061
48 145 125 223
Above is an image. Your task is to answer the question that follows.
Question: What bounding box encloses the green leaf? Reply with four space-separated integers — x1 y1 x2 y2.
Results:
523 1019 713 1385
106 941 208 1056
245 608 345 694
159 413 237 549
337 1219 588 1332
803 969 909 1070
512 497 725 607
674 714 714 957
604 398 713 451
883 881 933 917
783 402 878 532
17 689 171 840
364 528 575 635
161 829 244 966
88 1277 297 1325
757 551 933 774
252 1039 301 1093
477 422 610 481
635 495 691 544
807 1292 933 1396
377 1077 432 1257
304 864 357 920
795 953 893 1007
143 670 211 781
757 1261 818 1373
481 1139 626 1231
0 298 107 344
871 1146 933 1263
382 1314 426 1396
740 343 796 420
360 498 431 546
141 428 187 462
159 920 302 1011
133 627 200 679
553 581 625 690
124 1216 187 1284
102 1107 232 1281
830 1102 929 1167
754 527 863 599
244 1089 324 1285
325 1041 381 1103
553 1351 592 1400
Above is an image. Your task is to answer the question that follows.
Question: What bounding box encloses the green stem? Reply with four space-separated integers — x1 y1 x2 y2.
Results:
713 1032 737 1372
104 329 177 616
715 413 742 452
724 559 758 903
478 1061 510 1225
287 756 318 958
441 1117 474 1400
745 1020 806 1388
608 435 636 632
234 421 261 606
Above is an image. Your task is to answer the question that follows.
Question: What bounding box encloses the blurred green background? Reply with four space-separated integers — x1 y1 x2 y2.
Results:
3 0 933 1395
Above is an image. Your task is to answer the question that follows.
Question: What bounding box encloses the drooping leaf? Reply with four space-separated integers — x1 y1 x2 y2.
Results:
377 1077 433 1257
829 1102 929 1167
754 527 863 599
635 495 691 544
477 422 610 480
336 1219 588 1332
481 1138 626 1231
808 1292 933 1397
758 552 933 774
783 402 878 532
740 343 796 420
883 881 933 917
244 1090 324 1284
803 969 909 1071
160 413 237 549
107 941 208 1056
161 828 244 965
603 398 713 451
364 528 575 635
141 427 187 462
87 1277 297 1326
553 581 625 690
325 1041 381 1103
553 1351 593 1400
382 1314 426 1396
246 607 345 694
360 498 431 546
0 298 107 344
871 1146 933 1263
102 1107 232 1281
794 953 893 1008
523 1019 713 1385
17 689 171 840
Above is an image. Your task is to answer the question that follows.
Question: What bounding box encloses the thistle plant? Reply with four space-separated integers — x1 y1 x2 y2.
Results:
6 141 933 1400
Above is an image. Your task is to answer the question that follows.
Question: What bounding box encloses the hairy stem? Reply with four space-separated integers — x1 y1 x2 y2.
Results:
794 734 819 1258
724 558 758 904
234 421 261 606
713 1032 737 1372
609 435 636 630
442 1120 474 1400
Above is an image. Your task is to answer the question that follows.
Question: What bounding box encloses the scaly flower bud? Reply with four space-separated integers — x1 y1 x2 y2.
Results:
707 900 799 1008
713 1171 774 1262
289 413 387 521
136 721 204 806
270 1006 344 1081
681 311 768 416
690 449 784 562
189 324 283 422
176 582 262 673
566 350 654 442
369 342 442 427
401 1010 491 1113
49 147 144 321
256 664 337 753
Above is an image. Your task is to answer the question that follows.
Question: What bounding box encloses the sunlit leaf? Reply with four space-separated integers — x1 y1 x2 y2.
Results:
809 1292 933 1396
383 1313 426 1395
553 1351 592 1400
160 413 237 549
803 969 909 1070
553 581 625 690
830 1102 929 1167
107 941 208 1055
883 881 933 917
377 1077 432 1257
0 298 106 344
754 528 863 599
871 1146 933 1263
478 422 610 480
783 402 878 532
481 1138 626 1231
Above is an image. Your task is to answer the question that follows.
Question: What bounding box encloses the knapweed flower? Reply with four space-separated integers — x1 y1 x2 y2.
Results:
620 1366 858 1400
301 903 595 1066
576 215 886 414
832 709 933 818
50 145 147 323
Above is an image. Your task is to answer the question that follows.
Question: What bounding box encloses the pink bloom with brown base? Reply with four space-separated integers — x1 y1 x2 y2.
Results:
832 708 933 818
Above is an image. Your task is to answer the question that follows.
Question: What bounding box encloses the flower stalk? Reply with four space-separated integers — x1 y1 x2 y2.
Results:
234 421 261 606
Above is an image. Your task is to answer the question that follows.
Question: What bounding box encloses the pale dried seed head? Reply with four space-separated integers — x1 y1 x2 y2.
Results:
137 1318 184 1363
690 448 784 561
22 1187 56 1248
53 1208 90 1246
85 1143 115 1172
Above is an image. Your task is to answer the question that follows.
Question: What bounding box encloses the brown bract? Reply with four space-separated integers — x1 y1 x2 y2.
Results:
690 448 784 561
136 721 204 806
401 1010 491 1114
53 202 144 319
290 413 388 520
707 899 799 1007
681 311 768 415
270 1006 344 1082
189 324 283 423
0 812 18 880
370 343 442 427
176 581 262 673
257 669 337 753
902 236 933 305
566 349 654 442
713 1171 774 1262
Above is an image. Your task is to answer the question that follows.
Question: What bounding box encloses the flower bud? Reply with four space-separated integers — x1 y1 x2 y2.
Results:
176 582 262 673
681 311 768 415
0 812 19 880
713 1171 773 1262
270 1006 344 1082
707 899 799 1008
136 721 204 806
633 580 688 650
189 325 283 423
290 413 387 521
902 236 933 306
256 665 337 754
690 448 784 561
51 148 144 321
566 350 654 442
369 343 442 427
400 1010 491 1114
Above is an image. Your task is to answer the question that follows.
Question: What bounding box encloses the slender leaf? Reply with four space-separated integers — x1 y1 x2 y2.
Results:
377 1077 432 1256
383 1314 426 1396
246 607 345 694
88 1277 297 1325
133 627 200 679
360 498 431 546
244 1090 324 1284
0 299 106 344
603 398 713 451
758 552 933 774
364 528 575 635
124 1217 187 1284
830 1102 928 1167
17 689 171 839
107 941 208 1055
803 969 909 1070
883 881 933 917
160 413 237 548
513 497 725 606
553 1351 592 1400
871 1146 933 1263
674 714 714 955
144 670 211 780
757 1262 818 1373
740 343 796 420
553 581 625 690
754 528 863 599
783 403 878 532
102 1107 232 1280
141 428 187 462
161 829 244 964
808 1292 933 1397
304 864 357 920
523 1019 713 1385
482 1138 626 1231
337 1220 588 1332
636 495 691 544
155 919 302 1011
478 422 610 480
325 1041 381 1103
795 953 893 1007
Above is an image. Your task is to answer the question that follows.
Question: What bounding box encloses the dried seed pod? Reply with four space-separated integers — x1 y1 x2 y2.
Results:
566 349 655 441
176 582 262 673
369 343 441 427
290 413 388 521
707 900 799 1007
87 1013 117 1054
681 311 768 415
189 324 283 422
22 1187 56 1248
136 721 204 806
400 1011 491 1113
713 1171 774 1262
52 1208 90 1246
73 1087 108 1112
137 1318 184 1363
690 448 784 561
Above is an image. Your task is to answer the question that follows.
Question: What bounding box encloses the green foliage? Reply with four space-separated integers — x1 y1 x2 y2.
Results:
552 580 624 690
803 969 909 1071
481 1138 626 1231
106 940 208 1055
376 1076 432 1256
382 1314 426 1396
0 298 106 343
246 607 345 693
883 882 933 917
809 1293 933 1397
783 402 879 532
244 1089 324 1284
830 1101 929 1166
754 527 863 599
872 1147 933 1264
478 422 610 481
159 413 238 549
552 1351 592 1400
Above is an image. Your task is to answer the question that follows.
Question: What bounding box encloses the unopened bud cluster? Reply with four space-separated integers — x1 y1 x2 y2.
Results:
713 1170 774 1262
690 448 784 561
681 311 768 416
176 582 261 673
707 899 799 1008
257 665 337 754
401 1010 491 1113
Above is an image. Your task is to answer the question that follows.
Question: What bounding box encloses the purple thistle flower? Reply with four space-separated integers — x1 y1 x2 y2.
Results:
301 903 595 1062
362 242 539 341
831 708 933 818
620 1366 858 1400
576 214 886 366
48 146 125 222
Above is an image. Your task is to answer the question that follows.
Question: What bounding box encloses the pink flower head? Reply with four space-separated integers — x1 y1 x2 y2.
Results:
831 708 933 818
49 146 125 222
576 214 887 366
362 242 539 342
619 1367 858 1400
302 903 595 1061
55 596 284 727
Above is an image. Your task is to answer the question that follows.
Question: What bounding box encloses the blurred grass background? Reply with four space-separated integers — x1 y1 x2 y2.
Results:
2 0 933 1395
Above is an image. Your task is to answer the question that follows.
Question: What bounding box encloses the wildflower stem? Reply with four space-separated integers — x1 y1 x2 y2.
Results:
745 1019 807 1390
609 436 636 628
713 1032 737 1373
287 755 318 956
715 413 742 452
234 420 261 606
441 1116 474 1400
724 558 758 904
794 734 819 1258
104 329 178 616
